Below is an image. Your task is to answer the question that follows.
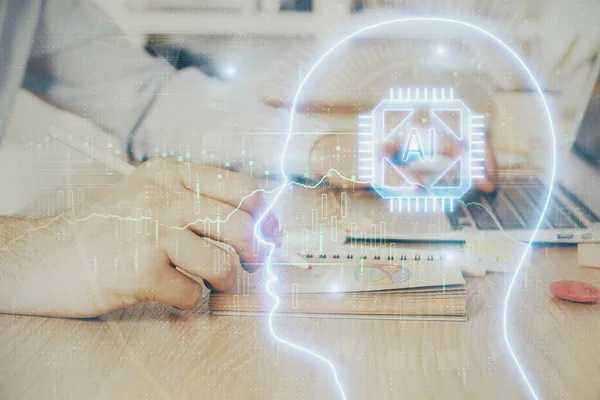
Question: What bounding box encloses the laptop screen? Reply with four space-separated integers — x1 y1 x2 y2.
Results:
573 67 600 169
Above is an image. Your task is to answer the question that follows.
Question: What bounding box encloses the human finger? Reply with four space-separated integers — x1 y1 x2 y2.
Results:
162 228 240 290
140 158 269 220
149 266 204 310
142 158 280 247
379 137 402 159
378 163 429 196
177 162 280 246
172 191 269 265
183 163 267 218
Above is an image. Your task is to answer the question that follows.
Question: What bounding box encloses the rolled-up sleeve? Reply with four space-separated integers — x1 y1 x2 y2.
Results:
133 68 325 177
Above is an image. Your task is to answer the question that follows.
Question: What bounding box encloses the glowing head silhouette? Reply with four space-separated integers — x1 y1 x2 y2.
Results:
261 17 557 400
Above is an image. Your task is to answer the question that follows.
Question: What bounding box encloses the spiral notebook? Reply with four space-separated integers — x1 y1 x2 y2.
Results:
209 245 467 321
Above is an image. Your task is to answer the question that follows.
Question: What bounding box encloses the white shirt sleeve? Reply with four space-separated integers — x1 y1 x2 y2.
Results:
23 0 172 155
22 0 322 177
132 68 324 178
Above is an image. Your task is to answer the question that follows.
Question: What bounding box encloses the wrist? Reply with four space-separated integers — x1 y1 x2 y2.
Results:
0 218 79 317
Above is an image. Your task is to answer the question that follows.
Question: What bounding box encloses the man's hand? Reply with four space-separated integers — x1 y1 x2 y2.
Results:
379 130 498 194
0 159 280 318
308 132 498 193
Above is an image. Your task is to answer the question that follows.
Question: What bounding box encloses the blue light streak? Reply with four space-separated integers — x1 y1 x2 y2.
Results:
253 16 556 400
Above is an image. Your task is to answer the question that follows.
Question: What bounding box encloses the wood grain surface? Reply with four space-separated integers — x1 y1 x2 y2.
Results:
0 247 598 399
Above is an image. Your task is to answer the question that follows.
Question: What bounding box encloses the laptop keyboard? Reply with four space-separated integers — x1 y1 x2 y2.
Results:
555 182 600 223
446 178 593 231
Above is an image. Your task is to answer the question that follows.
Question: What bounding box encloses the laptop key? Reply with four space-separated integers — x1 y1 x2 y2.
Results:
556 183 599 223
445 204 473 230
553 197 586 228
545 199 576 229
503 186 546 229
485 193 524 229
466 202 499 230
522 181 547 208
453 203 468 218
520 182 582 229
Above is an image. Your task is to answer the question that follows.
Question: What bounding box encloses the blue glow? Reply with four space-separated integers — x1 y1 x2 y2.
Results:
365 88 475 203
252 16 555 400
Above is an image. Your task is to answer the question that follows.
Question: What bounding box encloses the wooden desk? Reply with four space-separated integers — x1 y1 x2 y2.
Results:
1 94 598 398
0 247 598 399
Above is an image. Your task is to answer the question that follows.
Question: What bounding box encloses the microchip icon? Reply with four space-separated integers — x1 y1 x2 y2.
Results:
357 88 485 212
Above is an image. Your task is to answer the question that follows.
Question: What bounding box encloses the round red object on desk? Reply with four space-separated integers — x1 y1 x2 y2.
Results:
550 280 600 303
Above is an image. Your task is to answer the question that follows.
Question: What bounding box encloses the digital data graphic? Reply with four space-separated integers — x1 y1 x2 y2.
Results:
0 4 574 399
2 0 598 398
264 17 557 400
358 87 485 212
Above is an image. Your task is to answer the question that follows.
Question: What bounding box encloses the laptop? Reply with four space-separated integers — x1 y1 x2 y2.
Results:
348 56 600 245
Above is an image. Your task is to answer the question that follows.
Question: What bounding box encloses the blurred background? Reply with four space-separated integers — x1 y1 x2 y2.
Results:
98 0 600 118
2 0 600 214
